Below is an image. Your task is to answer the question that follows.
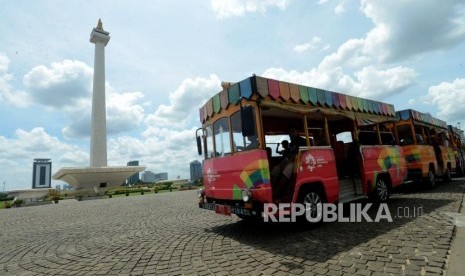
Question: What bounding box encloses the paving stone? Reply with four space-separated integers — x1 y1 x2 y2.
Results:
424 266 443 274
0 184 462 276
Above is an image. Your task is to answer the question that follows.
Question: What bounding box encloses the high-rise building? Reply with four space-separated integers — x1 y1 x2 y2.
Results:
190 160 202 181
32 159 52 189
141 171 157 183
154 173 168 182
127 161 140 184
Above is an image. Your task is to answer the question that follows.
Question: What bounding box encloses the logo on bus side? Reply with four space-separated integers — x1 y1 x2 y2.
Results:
206 168 220 183
304 153 317 172
300 152 328 172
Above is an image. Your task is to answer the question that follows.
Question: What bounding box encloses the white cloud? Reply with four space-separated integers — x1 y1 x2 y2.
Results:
0 52 30 107
106 88 145 136
23 60 146 139
23 59 92 108
360 0 465 62
317 0 329 4
294 37 329 53
262 65 416 101
144 74 221 132
424 78 465 122
319 38 369 70
266 1 462 101
0 127 88 189
108 128 200 178
0 53 12 99
352 66 417 99
334 1 346 15
210 0 290 19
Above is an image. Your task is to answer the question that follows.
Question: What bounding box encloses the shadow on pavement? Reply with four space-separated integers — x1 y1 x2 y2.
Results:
206 182 463 265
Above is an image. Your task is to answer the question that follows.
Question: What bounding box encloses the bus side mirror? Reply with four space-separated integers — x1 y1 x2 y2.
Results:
241 105 255 137
196 136 202 155
195 128 203 155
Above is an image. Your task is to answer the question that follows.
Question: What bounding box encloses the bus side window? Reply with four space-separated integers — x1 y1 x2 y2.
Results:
213 118 232 156
205 126 214 158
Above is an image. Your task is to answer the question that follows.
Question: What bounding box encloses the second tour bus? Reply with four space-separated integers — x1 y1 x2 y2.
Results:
395 109 456 187
448 125 465 176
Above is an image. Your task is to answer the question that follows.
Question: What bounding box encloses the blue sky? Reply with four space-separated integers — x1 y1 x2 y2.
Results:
1 0 465 190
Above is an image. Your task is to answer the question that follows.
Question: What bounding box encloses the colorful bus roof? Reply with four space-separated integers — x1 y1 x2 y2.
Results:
199 76 396 123
396 109 447 129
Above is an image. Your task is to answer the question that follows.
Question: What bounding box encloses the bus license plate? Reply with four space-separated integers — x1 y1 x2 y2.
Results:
215 204 231 216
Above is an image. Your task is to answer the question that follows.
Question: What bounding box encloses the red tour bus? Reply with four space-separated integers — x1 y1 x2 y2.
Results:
196 76 407 219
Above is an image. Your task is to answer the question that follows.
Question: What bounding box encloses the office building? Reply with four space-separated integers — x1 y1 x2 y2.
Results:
32 159 52 189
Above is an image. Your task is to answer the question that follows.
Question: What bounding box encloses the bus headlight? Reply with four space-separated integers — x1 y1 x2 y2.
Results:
242 189 252 202
198 188 205 198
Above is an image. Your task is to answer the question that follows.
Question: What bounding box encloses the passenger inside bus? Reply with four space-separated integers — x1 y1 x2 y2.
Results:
276 140 290 157
270 127 306 199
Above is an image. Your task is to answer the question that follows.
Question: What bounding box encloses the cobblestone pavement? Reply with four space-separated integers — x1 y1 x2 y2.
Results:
1 180 464 276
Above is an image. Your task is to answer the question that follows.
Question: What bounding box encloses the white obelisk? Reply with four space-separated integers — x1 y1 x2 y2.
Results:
52 20 145 190
89 19 110 167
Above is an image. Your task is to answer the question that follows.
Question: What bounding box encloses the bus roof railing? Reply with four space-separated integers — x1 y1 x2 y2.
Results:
199 76 396 123
396 109 447 130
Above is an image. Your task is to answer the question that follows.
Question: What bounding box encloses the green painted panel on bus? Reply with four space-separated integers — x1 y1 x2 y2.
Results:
299 86 309 103
362 99 369 113
357 98 364 112
213 94 221 113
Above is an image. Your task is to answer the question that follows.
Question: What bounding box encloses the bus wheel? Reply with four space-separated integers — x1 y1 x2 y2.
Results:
425 169 436 188
300 189 324 222
443 168 452 183
372 177 389 203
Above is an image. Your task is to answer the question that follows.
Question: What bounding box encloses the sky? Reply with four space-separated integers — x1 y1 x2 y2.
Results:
1 0 465 191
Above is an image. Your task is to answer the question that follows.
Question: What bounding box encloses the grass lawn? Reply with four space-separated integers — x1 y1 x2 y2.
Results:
108 189 174 198
0 201 11 210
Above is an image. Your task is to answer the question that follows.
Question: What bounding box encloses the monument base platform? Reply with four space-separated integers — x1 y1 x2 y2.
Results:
52 166 146 190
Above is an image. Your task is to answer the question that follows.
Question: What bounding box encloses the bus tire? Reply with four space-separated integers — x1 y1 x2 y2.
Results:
298 186 325 223
372 176 390 203
443 167 452 183
425 169 436 188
